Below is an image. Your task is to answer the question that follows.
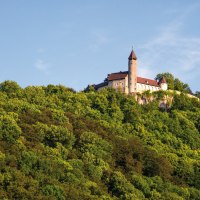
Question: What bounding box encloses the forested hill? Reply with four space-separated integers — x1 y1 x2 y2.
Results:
0 81 200 200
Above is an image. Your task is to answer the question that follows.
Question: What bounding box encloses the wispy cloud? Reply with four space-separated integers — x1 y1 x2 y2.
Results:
35 59 50 74
138 3 200 90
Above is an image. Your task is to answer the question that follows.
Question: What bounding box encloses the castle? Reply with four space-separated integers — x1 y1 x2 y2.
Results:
94 50 168 94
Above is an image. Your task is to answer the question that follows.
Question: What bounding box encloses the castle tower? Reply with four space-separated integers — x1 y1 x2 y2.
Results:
159 77 168 91
128 50 137 94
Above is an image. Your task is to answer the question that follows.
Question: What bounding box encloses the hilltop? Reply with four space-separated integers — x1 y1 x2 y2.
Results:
0 81 200 200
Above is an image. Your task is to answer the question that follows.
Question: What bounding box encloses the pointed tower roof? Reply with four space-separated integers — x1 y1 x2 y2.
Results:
159 77 167 84
128 50 137 60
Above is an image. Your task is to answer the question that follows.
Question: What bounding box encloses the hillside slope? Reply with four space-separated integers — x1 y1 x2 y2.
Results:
0 81 200 200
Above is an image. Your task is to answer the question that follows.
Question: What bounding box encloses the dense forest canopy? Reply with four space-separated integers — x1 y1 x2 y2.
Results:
0 80 200 200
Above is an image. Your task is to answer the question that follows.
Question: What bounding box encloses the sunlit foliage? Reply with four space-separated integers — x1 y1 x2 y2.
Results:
0 80 200 199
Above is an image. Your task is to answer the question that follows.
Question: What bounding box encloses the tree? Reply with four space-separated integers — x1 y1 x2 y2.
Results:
0 81 200 199
155 73 175 90
108 171 145 199
0 115 21 143
34 122 75 148
174 78 191 93
42 184 65 200
24 86 46 105
194 91 200 98
0 80 23 98
155 72 191 93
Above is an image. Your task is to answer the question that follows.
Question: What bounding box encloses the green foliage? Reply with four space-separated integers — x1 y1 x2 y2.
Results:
195 91 200 98
0 80 23 98
155 72 191 93
42 184 65 200
35 122 75 148
24 86 46 105
18 151 39 175
0 80 200 199
107 171 145 199
155 72 175 89
0 114 21 143
172 94 194 111
78 131 112 159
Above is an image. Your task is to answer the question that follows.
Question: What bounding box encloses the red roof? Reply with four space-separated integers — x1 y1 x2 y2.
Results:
107 72 160 87
107 71 128 81
137 77 159 86
128 50 137 60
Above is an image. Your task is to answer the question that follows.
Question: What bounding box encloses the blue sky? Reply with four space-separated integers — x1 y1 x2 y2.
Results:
0 0 200 92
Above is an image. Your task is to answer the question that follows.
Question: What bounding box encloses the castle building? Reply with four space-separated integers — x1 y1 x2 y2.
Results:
94 50 168 94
